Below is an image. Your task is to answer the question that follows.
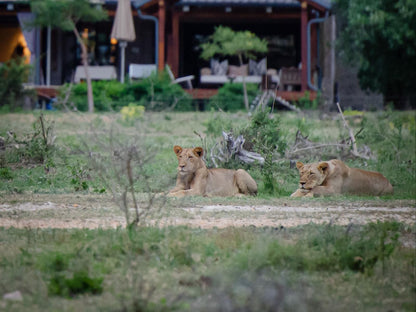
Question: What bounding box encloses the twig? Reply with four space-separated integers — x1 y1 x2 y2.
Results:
336 102 358 155
126 148 139 225
39 113 48 147
61 83 73 112
290 143 352 153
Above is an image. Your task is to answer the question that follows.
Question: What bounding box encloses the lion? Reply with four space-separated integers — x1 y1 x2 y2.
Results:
168 145 257 197
290 159 393 197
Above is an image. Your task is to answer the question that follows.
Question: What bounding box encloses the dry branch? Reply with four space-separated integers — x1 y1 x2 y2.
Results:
210 131 264 167
286 130 373 160
336 102 358 155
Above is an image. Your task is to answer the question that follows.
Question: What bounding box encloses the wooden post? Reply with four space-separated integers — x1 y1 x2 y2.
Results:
170 10 180 76
300 1 308 91
158 0 165 71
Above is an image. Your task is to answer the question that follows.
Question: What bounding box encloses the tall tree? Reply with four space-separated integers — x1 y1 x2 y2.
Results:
31 0 108 113
200 26 268 110
335 0 416 108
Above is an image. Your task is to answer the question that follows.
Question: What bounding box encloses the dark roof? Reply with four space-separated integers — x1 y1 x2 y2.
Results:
175 0 331 9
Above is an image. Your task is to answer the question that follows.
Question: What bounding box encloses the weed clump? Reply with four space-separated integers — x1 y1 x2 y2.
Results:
48 270 103 298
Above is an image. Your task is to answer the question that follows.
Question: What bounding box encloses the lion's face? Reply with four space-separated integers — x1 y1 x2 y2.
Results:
296 161 329 190
174 145 204 176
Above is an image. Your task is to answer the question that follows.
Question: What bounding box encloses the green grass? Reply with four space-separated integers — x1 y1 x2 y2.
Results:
0 109 415 311
0 223 414 311
0 110 414 197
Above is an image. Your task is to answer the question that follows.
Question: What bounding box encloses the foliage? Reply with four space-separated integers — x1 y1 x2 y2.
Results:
199 26 268 61
241 111 287 194
357 110 416 197
30 0 107 31
120 103 145 125
0 223 413 310
0 58 33 110
0 110 414 198
49 270 103 298
200 26 268 110
204 109 233 137
2 114 56 167
126 71 192 111
335 0 416 108
296 91 319 110
31 0 108 113
207 82 259 111
67 80 132 112
65 72 191 112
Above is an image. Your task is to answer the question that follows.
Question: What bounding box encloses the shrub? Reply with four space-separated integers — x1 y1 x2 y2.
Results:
295 91 319 110
120 103 145 125
66 71 192 112
67 80 134 112
49 270 103 297
241 111 287 194
126 71 192 111
208 82 259 111
204 108 233 137
0 58 33 110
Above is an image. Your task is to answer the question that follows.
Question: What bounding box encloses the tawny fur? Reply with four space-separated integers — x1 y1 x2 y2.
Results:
168 145 257 197
290 159 393 197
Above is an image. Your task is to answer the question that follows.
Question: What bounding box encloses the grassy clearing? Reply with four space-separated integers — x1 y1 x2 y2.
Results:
0 223 415 311
0 109 415 311
0 110 415 197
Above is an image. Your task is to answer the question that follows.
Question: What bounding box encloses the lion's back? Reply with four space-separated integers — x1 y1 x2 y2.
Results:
327 160 393 195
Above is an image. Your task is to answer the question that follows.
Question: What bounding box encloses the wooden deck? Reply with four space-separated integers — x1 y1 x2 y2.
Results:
32 86 316 104
186 89 317 102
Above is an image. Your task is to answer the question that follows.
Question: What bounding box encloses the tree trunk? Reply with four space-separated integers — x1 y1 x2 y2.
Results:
73 27 94 113
238 54 249 110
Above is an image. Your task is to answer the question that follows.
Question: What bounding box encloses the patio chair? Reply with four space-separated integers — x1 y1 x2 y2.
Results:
165 65 194 89
128 64 157 80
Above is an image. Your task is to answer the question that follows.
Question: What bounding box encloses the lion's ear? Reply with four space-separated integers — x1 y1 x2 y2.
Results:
173 145 182 155
296 162 304 170
193 147 203 157
318 162 329 172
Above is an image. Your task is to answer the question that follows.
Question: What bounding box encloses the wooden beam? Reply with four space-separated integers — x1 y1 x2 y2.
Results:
170 9 180 76
300 1 308 91
178 11 300 21
158 0 166 71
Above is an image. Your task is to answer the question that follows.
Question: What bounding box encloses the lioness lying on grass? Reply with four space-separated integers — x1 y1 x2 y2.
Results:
168 145 257 197
290 159 393 197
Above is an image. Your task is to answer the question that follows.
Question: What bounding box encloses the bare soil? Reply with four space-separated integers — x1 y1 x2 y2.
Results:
0 194 414 230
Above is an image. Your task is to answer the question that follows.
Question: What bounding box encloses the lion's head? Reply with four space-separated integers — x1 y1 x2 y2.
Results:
173 145 205 176
296 161 329 190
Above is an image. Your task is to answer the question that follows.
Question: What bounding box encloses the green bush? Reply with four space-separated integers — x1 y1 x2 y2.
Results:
295 91 319 110
208 82 259 111
241 111 287 194
49 270 103 298
127 71 192 111
66 70 192 112
68 80 134 112
0 58 33 110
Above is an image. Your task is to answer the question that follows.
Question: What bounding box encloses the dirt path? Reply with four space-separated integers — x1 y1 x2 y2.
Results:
0 194 414 230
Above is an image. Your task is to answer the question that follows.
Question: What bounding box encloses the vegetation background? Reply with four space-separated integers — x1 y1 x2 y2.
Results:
0 103 415 311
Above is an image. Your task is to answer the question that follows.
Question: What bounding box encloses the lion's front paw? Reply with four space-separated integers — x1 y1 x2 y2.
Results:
290 189 312 198
167 190 186 198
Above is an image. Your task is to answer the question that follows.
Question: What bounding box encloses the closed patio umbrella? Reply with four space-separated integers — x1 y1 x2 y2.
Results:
111 0 136 83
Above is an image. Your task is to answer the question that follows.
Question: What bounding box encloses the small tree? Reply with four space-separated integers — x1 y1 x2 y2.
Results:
200 26 268 110
335 0 416 108
31 0 108 113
